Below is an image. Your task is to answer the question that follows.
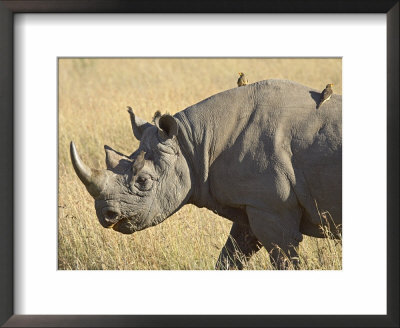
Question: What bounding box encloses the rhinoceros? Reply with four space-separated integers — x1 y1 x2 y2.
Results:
70 79 342 269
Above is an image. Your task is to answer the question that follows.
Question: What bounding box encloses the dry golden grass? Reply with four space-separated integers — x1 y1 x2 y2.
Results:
58 58 342 270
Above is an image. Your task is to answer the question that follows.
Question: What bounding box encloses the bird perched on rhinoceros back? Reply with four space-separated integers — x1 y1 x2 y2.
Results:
237 72 248 87
317 83 334 109
70 79 342 270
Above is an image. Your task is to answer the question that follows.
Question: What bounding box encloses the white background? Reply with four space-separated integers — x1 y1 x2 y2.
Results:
14 14 387 315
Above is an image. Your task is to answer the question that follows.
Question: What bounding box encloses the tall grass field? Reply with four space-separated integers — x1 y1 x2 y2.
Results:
58 58 342 270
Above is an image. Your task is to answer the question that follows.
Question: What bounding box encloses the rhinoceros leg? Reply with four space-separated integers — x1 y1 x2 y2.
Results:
247 207 303 270
216 222 262 270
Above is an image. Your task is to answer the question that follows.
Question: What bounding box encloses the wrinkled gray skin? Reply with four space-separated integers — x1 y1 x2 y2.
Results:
70 79 342 269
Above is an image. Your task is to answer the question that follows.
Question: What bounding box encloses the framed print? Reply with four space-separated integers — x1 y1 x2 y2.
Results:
58 57 343 272
0 1 398 327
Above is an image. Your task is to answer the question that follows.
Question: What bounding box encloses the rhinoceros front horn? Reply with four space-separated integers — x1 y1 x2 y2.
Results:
70 141 106 198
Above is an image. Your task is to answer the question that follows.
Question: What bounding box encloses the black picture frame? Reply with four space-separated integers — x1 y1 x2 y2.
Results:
0 1 398 327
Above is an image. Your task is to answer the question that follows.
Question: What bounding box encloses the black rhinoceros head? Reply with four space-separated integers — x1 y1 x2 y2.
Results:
70 108 192 234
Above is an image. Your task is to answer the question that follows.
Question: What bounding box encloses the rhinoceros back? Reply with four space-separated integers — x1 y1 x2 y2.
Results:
175 79 342 227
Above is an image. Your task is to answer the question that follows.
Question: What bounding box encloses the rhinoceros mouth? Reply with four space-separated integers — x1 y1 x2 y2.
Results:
112 217 137 234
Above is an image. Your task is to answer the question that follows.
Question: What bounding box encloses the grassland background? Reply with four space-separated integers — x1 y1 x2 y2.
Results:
58 58 342 270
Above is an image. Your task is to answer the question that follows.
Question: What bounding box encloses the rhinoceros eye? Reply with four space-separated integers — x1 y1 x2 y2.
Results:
132 174 153 192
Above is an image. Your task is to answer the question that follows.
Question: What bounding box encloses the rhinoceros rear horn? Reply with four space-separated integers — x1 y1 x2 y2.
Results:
70 141 106 198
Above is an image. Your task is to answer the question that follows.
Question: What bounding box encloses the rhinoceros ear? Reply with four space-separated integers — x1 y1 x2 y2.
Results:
155 114 178 139
104 145 132 172
127 106 152 140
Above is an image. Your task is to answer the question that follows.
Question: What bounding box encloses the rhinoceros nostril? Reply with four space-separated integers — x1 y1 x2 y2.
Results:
102 208 120 223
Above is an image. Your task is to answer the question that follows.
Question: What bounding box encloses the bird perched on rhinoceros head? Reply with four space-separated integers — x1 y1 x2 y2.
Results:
132 150 146 177
70 79 342 270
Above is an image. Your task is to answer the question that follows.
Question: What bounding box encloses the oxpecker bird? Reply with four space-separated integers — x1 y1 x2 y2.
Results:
237 72 248 87
317 84 334 109
132 150 146 177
